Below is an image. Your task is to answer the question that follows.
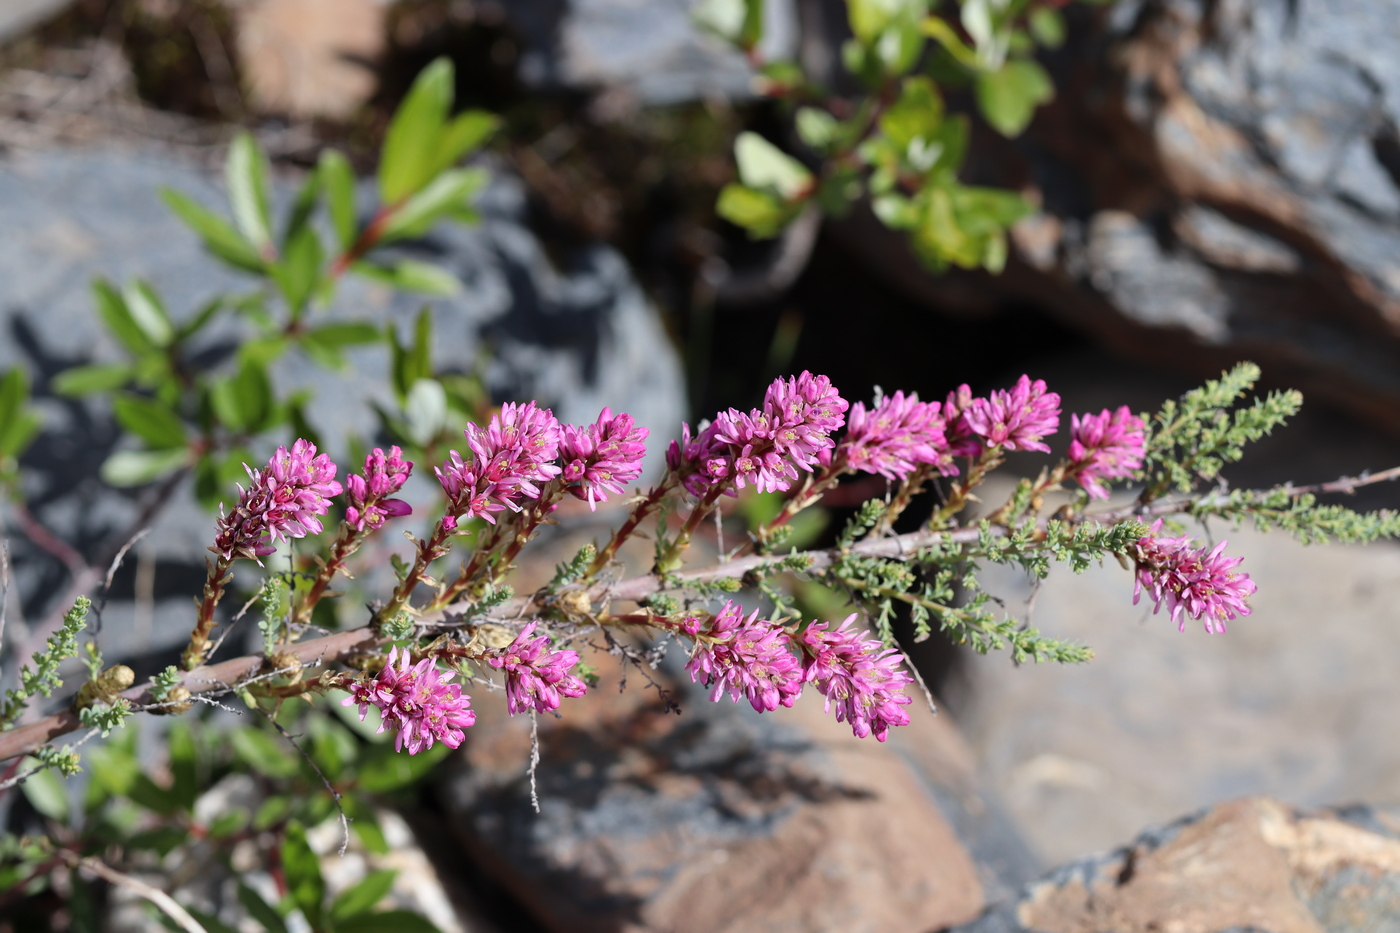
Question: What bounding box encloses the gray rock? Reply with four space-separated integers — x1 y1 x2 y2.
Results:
503 0 799 106
828 0 1400 432
0 144 684 671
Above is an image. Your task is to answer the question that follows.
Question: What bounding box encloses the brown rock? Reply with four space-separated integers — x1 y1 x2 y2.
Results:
440 649 995 933
234 0 384 119
956 797 1400 933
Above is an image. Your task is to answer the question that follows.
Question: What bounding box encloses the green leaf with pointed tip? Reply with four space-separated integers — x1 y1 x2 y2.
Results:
237 883 289 933
693 0 764 48
975 58 1054 137
716 183 796 239
356 741 451 793
92 280 154 355
281 822 325 931
273 225 325 317
319 149 359 250
430 110 499 177
211 359 273 434
734 132 812 199
121 282 175 348
1029 7 1065 48
330 869 398 923
379 58 454 204
160 189 266 273
227 131 274 250
113 393 187 449
380 168 488 242
100 448 190 487
353 259 462 296
336 911 442 933
19 759 69 823
283 163 322 248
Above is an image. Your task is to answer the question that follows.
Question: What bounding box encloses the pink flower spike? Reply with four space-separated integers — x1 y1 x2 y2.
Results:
345 446 415 531
1132 520 1256 633
1068 407 1146 499
800 614 914 741
941 385 982 461
560 407 649 510
764 371 849 467
683 601 804 713
842 391 953 480
342 647 476 755
488 622 588 715
963 375 1061 453
213 439 342 561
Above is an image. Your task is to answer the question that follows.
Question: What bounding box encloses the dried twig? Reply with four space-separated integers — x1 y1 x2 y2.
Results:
62 850 207 933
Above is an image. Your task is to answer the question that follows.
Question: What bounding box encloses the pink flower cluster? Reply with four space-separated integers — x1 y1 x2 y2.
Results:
1133 520 1257 633
800 615 914 742
213 440 342 560
1068 406 1146 499
842 391 952 481
560 408 649 510
668 372 849 496
487 622 589 715
343 648 476 755
683 602 803 713
961 375 1061 454
345 446 414 531
679 602 913 741
434 402 563 525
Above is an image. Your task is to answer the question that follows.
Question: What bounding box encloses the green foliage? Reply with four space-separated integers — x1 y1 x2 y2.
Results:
1141 362 1302 498
2 596 91 726
549 544 598 590
150 666 183 703
258 575 292 655
0 367 42 490
78 699 133 738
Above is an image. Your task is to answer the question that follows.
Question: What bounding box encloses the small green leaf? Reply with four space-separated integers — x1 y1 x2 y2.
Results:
0 369 40 457
733 132 812 199
168 721 198 812
101 448 190 487
795 107 839 151
352 259 462 296
319 149 359 250
330 869 398 923
212 358 274 434
160 189 266 273
716 183 796 239
283 164 322 247
380 168 488 242
345 796 390 853
975 58 1054 137
404 378 448 446
207 810 248 839
356 741 451 793
86 743 141 798
1029 7 1065 48
693 0 764 48
379 58 454 204
430 110 499 178
273 225 325 316
227 131 274 251
336 911 442 933
237 883 289 933
229 726 299 779
920 15 981 69
113 393 186 449
121 282 175 349
880 76 945 154
281 822 325 931
53 363 132 397
303 322 382 347
391 308 434 401
92 279 154 355
19 759 70 822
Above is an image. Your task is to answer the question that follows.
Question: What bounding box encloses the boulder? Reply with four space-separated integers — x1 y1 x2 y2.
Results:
828 0 1400 432
955 797 1400 933
438 648 1033 933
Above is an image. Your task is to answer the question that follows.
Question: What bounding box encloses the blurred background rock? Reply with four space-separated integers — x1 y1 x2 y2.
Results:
1 1 1399 930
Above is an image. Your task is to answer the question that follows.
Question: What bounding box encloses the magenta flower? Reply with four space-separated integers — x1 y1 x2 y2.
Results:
1068 407 1146 499
667 373 848 497
799 615 914 742
560 407 649 509
963 375 1061 453
213 439 342 561
842 391 953 480
343 648 476 755
488 622 588 715
1132 520 1256 633
941 384 983 461
435 402 563 523
682 601 804 713
764 371 849 467
345 446 414 530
